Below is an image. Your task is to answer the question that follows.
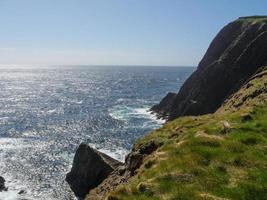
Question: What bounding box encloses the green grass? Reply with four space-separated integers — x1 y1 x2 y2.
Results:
106 104 267 200
236 16 267 24
101 71 267 200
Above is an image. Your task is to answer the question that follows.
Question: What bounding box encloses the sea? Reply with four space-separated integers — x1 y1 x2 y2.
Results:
0 65 194 200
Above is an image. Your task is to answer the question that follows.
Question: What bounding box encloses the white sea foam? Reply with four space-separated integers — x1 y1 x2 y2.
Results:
76 100 83 104
109 105 165 125
133 107 165 124
0 191 29 200
0 138 32 150
0 138 34 200
0 178 33 200
106 104 165 162
88 143 128 162
0 66 191 199
47 109 57 114
0 137 74 200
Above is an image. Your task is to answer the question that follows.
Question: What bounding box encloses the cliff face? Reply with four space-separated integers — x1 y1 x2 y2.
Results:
105 67 267 200
66 16 267 200
152 16 267 120
66 143 122 198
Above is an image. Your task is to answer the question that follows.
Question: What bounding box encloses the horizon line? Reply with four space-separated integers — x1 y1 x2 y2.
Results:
0 64 197 68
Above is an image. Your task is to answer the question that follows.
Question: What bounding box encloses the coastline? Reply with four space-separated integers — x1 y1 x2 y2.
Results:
67 16 267 200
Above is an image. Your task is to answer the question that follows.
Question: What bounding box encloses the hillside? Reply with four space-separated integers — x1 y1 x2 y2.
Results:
65 16 267 200
87 67 267 200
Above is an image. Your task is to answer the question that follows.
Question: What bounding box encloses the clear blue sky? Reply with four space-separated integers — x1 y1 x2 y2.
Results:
0 0 266 66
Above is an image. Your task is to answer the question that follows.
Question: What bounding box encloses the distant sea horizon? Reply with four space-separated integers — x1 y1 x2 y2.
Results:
0 64 196 69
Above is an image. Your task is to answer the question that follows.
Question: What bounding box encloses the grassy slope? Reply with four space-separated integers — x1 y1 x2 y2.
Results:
105 68 267 200
237 16 267 24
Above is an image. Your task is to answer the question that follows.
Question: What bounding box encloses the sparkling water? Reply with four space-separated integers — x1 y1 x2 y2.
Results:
0 65 194 199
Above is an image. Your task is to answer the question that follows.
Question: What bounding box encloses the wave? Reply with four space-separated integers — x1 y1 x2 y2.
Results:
109 105 165 125
88 143 128 162
0 138 36 200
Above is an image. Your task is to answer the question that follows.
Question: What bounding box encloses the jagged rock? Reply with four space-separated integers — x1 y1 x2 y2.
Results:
150 92 176 119
106 195 119 200
139 140 159 154
86 141 161 199
66 143 122 198
137 182 153 195
117 166 126 175
71 16 267 200
241 113 253 122
0 176 7 192
125 152 143 175
125 141 160 175
152 17 267 120
18 190 26 194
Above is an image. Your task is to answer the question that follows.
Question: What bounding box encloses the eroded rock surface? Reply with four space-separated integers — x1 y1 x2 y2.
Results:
150 92 176 119
66 143 122 198
0 176 7 192
152 17 267 120
86 140 161 200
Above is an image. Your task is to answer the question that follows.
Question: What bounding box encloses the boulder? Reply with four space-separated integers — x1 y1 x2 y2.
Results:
66 143 122 198
0 176 7 192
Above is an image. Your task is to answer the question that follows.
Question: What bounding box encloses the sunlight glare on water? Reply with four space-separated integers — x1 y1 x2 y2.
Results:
0 65 194 199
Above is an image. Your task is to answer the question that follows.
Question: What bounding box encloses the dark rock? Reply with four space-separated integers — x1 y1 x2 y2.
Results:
125 152 143 175
139 140 159 155
137 182 153 195
86 141 160 199
117 166 126 175
18 190 26 194
106 195 119 200
152 17 267 120
125 141 160 175
150 92 176 119
241 113 253 122
66 143 122 198
0 176 7 192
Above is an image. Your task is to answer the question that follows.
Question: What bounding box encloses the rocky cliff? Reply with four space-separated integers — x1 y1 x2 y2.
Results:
152 16 267 120
104 66 267 199
66 16 267 200
66 143 122 198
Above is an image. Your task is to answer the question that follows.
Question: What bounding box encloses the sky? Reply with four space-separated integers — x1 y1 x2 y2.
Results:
0 0 266 66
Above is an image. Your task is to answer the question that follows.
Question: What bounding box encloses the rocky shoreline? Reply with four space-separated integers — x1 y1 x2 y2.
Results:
0 176 7 192
0 176 27 196
66 16 267 200
66 140 160 199
66 143 123 198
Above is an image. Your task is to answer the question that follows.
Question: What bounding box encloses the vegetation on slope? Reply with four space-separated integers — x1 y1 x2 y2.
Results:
105 69 267 200
237 16 267 23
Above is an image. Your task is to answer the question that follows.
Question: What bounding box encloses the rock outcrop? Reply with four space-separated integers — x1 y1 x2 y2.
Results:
67 16 267 200
0 176 7 192
66 143 122 198
86 140 161 200
150 92 176 119
152 16 267 120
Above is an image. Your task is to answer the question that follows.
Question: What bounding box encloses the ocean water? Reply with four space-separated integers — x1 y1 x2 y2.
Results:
0 65 194 200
